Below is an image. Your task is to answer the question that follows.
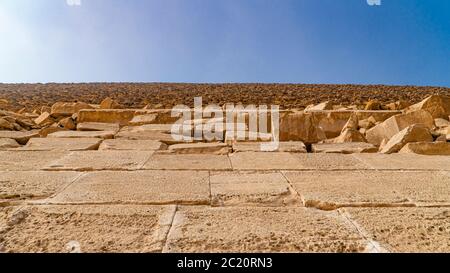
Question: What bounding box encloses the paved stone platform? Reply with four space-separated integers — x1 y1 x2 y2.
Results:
1 148 449 253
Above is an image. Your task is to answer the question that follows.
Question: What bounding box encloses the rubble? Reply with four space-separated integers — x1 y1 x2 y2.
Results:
380 124 433 154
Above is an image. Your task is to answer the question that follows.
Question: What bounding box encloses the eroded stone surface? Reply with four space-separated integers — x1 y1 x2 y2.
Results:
232 142 307 153
19 138 102 151
0 138 20 149
168 143 230 155
98 139 166 151
210 171 296 206
312 143 377 154
294 154 370 170
354 154 450 170
48 131 115 139
344 208 450 253
49 171 209 205
0 151 68 171
284 171 450 210
77 122 120 132
144 154 232 170
0 131 39 145
0 205 175 253
164 207 367 253
229 152 303 170
0 171 80 201
44 151 153 171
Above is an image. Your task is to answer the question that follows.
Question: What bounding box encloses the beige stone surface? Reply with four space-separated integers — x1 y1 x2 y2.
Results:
399 142 450 156
164 207 367 253
366 110 435 145
278 112 326 143
0 130 39 145
0 151 68 171
344 208 450 252
48 130 115 139
129 114 158 126
0 138 20 149
49 171 209 205
229 152 303 170
98 139 166 151
19 138 101 151
0 171 81 201
116 126 182 144
144 154 232 170
232 141 307 153
380 124 433 154
312 143 377 154
168 143 230 155
78 109 138 125
0 205 175 253
406 95 450 119
77 122 120 132
210 171 296 206
294 154 370 170
354 153 450 170
51 102 93 117
284 171 450 210
45 151 153 171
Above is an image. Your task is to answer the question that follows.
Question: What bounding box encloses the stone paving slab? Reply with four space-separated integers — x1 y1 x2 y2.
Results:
0 131 39 145
17 138 102 151
98 139 166 151
232 142 307 153
311 143 378 154
0 171 81 201
48 130 116 139
48 171 210 205
0 151 68 171
44 151 153 171
143 154 232 170
0 205 175 253
343 208 450 253
353 154 450 170
163 207 368 253
229 152 304 170
210 171 297 206
294 154 371 170
283 171 449 210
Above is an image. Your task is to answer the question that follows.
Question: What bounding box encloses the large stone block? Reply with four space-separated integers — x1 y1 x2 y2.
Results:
380 124 433 154
143 154 232 170
0 151 68 171
51 102 93 117
406 95 450 119
168 143 230 155
366 110 435 145
44 151 153 171
20 138 102 151
98 139 166 151
0 130 39 145
312 143 377 154
49 170 210 205
0 205 175 253
345 208 450 252
78 109 178 126
47 130 115 139
0 171 81 201
163 207 367 253
77 122 120 132
399 142 450 156
278 112 326 143
210 171 296 206
304 110 401 139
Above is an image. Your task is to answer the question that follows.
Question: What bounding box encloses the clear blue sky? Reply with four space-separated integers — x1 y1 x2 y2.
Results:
0 0 449 86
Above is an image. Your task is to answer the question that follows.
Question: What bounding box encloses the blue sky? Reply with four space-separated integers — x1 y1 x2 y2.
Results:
0 0 449 86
